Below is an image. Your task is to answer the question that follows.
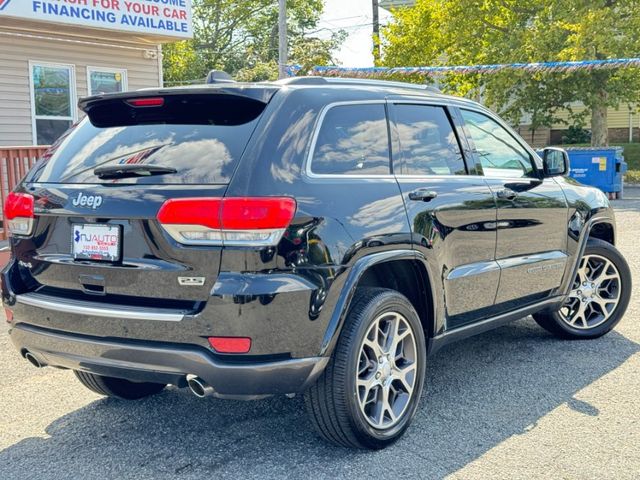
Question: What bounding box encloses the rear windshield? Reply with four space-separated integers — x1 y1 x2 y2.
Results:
29 95 265 185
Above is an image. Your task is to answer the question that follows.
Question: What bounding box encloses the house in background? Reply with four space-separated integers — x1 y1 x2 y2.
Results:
518 104 639 147
0 0 193 147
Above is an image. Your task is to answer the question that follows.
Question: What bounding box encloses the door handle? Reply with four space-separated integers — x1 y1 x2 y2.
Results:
408 189 438 202
497 188 518 200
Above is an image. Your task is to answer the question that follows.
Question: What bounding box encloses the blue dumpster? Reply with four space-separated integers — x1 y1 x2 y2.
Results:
538 147 627 199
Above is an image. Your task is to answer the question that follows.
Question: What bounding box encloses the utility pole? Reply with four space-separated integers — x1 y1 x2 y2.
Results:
278 0 288 79
372 0 381 64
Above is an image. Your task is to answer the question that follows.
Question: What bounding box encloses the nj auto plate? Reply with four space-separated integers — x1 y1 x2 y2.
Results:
72 223 121 262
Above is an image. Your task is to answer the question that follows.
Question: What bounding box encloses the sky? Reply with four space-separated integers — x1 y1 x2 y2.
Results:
318 0 393 68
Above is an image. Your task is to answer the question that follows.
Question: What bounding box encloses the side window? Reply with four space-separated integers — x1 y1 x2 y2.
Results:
461 109 534 178
394 104 466 175
310 104 390 175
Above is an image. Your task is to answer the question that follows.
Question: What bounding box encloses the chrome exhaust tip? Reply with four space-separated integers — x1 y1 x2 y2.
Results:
186 374 214 398
24 352 43 368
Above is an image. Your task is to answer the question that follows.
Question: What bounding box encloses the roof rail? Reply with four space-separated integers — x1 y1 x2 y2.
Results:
278 76 441 93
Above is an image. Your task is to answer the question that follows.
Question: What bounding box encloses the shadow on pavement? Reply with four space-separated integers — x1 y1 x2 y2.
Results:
1 319 638 479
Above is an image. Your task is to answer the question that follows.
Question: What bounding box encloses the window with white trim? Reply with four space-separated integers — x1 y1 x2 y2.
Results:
87 67 128 96
30 63 76 145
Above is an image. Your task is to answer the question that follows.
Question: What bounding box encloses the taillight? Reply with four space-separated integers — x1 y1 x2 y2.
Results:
4 192 34 236
157 197 296 246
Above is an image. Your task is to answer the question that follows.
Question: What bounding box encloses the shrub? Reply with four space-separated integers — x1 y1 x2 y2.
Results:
562 125 592 144
625 170 640 184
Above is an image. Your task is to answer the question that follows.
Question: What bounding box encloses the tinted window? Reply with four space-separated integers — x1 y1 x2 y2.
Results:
311 104 390 175
395 104 466 175
30 117 261 185
461 109 534 178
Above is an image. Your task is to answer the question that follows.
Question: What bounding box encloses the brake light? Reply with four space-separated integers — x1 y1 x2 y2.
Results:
126 97 164 107
158 198 222 229
208 336 251 354
4 192 34 236
157 197 296 246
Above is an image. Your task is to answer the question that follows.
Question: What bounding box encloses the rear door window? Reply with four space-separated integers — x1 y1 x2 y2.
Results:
310 103 391 175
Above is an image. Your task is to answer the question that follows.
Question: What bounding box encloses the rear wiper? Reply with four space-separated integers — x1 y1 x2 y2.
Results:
94 164 177 179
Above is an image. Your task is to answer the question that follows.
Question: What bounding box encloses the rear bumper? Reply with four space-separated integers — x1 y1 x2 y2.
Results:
9 323 328 400
1 261 331 358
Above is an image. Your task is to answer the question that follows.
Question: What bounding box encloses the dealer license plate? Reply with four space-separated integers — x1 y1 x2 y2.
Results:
72 223 121 262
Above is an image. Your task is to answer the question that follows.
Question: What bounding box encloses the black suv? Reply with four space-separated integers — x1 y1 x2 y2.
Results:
3 77 631 449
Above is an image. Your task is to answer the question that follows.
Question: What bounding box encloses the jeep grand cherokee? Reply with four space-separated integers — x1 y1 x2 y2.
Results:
3 77 631 449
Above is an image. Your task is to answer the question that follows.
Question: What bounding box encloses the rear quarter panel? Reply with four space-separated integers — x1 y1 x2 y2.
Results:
218 87 414 358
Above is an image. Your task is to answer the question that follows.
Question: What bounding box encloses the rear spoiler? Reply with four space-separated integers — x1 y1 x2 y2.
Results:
79 86 280 128
79 85 279 112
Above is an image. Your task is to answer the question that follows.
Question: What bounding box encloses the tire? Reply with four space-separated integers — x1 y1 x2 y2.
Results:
533 238 632 339
74 371 166 400
305 288 426 449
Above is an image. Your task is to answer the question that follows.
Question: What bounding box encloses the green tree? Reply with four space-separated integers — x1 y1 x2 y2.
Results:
382 0 640 146
163 0 344 85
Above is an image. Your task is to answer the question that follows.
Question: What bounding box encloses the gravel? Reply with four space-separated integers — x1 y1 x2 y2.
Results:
1 189 639 480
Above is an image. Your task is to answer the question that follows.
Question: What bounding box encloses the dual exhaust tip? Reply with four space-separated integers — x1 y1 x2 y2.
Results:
23 352 213 399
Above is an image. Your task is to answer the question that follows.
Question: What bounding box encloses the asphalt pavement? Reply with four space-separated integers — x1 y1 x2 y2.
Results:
1 188 639 479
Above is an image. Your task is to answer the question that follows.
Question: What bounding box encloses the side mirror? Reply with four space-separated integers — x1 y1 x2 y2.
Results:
542 147 570 177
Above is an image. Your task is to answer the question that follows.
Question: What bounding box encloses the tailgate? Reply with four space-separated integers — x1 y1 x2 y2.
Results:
6 86 276 322
13 184 227 304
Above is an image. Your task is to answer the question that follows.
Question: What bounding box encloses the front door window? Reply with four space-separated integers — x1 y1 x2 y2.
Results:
461 109 534 178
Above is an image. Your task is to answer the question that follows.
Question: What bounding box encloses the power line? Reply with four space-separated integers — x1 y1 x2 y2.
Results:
307 22 383 35
319 14 369 23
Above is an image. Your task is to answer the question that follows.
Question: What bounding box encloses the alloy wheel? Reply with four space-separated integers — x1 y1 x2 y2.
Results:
356 311 418 429
560 254 622 330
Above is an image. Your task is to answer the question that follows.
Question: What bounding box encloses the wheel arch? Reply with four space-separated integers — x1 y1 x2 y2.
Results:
320 250 435 357
588 221 615 245
560 215 615 296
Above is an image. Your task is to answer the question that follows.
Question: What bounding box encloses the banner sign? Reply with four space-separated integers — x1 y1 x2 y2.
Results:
286 58 640 78
0 0 193 39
